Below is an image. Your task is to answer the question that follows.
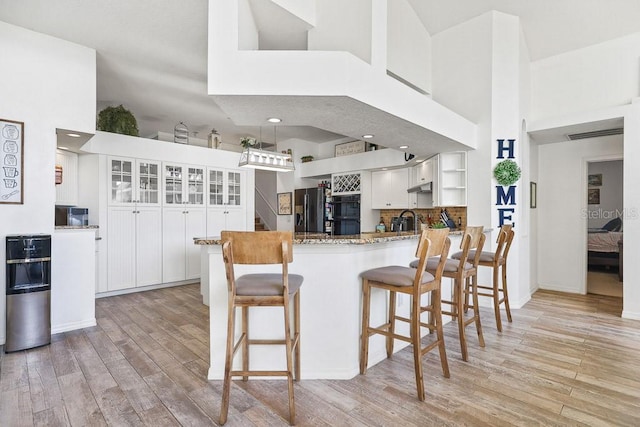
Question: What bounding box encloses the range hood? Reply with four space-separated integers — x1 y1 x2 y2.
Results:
407 182 433 193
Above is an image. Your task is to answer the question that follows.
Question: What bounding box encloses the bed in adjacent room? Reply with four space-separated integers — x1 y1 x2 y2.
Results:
587 218 622 280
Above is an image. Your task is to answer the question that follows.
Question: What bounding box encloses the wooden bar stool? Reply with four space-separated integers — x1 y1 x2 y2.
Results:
452 224 514 332
411 226 486 361
360 228 451 401
219 231 302 426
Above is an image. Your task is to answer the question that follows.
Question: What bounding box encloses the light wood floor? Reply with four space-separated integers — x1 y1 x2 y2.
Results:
588 269 623 297
2 284 640 426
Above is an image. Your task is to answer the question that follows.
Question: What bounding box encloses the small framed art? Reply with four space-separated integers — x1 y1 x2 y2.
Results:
530 181 537 209
277 192 292 215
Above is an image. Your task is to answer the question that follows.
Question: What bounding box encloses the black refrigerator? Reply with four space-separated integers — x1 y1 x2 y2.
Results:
295 187 331 233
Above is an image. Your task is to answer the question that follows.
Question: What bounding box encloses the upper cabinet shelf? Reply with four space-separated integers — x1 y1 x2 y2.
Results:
410 152 467 207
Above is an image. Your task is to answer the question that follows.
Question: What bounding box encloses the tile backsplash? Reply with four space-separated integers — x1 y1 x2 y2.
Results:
377 207 467 231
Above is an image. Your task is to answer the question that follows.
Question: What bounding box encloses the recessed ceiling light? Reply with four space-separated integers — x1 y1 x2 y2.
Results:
416 159 425 163
399 145 409 149
362 134 374 139
267 117 282 123
382 167 388 170
66 133 81 138
58 146 69 150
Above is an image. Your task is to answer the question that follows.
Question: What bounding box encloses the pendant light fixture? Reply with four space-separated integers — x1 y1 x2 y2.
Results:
238 124 294 172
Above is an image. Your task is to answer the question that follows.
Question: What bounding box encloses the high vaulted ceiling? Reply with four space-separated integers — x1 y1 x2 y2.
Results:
1 0 639 147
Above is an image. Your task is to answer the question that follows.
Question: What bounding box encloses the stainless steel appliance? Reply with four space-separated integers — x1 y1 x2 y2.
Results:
55 206 89 226
5 234 51 352
332 195 361 235
295 186 332 234
390 216 414 232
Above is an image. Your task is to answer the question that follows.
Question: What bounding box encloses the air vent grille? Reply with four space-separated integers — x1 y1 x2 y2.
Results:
567 128 623 140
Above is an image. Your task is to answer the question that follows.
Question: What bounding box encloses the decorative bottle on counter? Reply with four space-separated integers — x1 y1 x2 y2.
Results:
376 218 386 233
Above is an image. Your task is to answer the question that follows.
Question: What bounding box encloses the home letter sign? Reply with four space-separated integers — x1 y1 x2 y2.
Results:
496 138 516 228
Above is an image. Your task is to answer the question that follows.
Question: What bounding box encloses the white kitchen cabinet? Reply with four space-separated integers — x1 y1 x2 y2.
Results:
107 206 162 291
163 163 205 206
208 168 244 207
162 207 206 283
371 169 410 209
416 157 434 184
206 167 246 236
108 156 161 206
207 207 247 236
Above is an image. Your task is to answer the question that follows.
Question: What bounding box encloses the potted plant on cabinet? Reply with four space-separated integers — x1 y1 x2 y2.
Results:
96 105 139 136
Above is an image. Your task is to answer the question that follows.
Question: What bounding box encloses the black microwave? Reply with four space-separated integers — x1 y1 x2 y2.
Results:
55 207 89 226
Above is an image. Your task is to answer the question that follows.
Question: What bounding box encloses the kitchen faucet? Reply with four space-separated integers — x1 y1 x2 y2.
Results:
397 209 419 235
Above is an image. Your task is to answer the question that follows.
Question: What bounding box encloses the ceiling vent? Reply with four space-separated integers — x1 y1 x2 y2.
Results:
566 128 623 140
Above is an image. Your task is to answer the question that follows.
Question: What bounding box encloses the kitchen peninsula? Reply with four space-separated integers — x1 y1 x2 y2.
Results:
195 230 477 380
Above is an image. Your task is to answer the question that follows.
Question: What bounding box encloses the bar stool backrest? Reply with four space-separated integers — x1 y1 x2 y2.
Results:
461 226 486 267
221 231 294 295
501 226 515 262
493 224 513 263
417 228 451 285
221 231 293 265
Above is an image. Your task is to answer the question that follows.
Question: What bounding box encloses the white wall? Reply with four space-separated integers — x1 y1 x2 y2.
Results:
272 0 316 26
387 0 432 93
432 13 493 230
587 160 623 229
518 25 534 296
308 0 372 63
529 28 640 318
537 135 623 294
531 32 640 122
238 0 259 50
622 101 640 319
529 138 539 294
0 21 96 344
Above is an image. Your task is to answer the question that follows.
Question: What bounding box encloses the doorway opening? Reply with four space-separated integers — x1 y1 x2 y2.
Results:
586 159 623 298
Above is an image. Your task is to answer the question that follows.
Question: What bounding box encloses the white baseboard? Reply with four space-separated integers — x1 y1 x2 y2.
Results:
95 280 198 299
621 310 640 320
52 318 97 335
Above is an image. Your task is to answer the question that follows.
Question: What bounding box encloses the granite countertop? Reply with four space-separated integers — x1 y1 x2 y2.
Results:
54 225 99 230
194 229 470 246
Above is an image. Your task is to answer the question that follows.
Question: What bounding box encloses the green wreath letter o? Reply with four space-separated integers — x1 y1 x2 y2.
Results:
493 160 521 186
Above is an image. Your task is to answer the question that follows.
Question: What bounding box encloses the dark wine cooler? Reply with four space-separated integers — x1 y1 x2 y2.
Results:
5 234 51 352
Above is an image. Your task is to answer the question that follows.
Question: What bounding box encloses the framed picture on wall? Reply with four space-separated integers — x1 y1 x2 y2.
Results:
277 192 292 215
0 118 24 205
588 173 602 186
530 182 537 209
588 188 600 205
334 140 365 157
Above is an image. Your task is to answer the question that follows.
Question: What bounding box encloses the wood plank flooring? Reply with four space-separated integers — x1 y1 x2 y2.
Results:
2 284 640 426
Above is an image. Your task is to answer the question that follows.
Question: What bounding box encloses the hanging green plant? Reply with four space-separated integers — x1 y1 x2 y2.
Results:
97 105 139 136
493 159 521 186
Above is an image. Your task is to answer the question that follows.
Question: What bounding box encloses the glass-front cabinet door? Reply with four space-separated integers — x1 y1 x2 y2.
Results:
109 157 161 206
164 163 205 206
227 171 241 206
164 164 183 204
110 157 133 204
187 166 205 206
207 168 243 207
137 161 160 204
208 169 224 206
